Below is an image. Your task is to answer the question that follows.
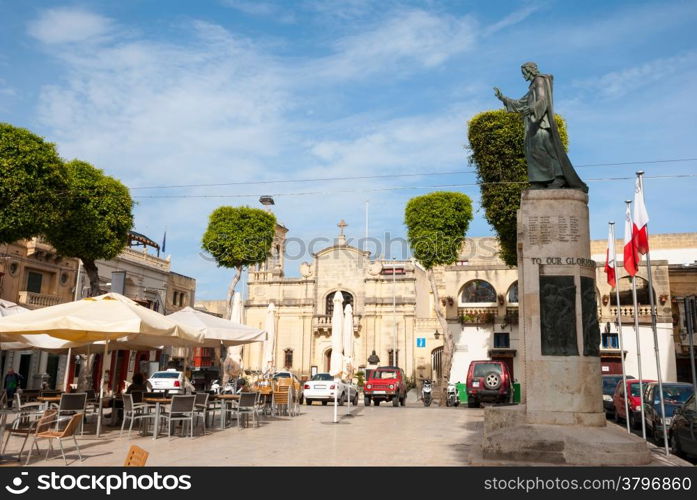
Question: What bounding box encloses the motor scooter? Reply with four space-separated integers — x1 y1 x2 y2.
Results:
210 379 235 394
421 379 433 407
446 382 459 407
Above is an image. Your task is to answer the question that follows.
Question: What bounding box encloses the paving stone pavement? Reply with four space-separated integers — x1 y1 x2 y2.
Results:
2 402 691 467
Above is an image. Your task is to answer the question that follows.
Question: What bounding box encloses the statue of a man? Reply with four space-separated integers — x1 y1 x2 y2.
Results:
494 62 588 192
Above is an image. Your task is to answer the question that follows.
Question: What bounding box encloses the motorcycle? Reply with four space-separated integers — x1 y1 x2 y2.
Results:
421 379 433 407
210 379 235 394
446 382 459 407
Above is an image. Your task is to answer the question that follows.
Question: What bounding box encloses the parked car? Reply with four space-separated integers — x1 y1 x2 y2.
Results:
303 373 358 406
612 379 655 429
602 374 635 417
148 369 189 395
272 370 304 404
643 382 694 444
363 366 407 407
669 393 697 458
465 360 513 408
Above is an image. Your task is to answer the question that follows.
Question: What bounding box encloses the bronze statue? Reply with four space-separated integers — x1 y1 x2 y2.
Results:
494 62 588 192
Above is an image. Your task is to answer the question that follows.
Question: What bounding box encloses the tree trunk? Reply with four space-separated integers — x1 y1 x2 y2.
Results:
222 267 243 386
428 268 452 406
82 259 101 297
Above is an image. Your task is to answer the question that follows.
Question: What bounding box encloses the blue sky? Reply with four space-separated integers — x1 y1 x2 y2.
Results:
1 0 696 300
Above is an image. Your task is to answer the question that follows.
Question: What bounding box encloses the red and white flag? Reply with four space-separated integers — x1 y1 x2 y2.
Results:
624 203 639 276
633 175 650 255
604 225 616 287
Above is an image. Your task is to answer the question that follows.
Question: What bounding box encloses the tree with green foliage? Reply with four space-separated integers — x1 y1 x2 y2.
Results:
405 191 473 401
0 123 67 244
201 206 277 318
45 160 134 297
467 110 569 265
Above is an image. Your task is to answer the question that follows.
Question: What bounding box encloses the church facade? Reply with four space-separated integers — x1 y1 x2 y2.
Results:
241 219 691 387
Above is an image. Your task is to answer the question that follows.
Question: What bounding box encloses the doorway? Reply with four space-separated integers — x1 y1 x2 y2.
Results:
18 354 31 389
324 349 332 373
46 354 60 389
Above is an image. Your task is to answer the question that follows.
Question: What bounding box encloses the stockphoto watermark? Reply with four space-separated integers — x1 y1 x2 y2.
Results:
198 233 500 265
3 471 192 496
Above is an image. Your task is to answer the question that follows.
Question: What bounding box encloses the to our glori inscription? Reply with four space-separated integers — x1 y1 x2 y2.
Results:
527 215 580 245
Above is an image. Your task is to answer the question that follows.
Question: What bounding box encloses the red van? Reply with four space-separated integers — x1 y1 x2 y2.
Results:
363 366 407 407
465 360 513 408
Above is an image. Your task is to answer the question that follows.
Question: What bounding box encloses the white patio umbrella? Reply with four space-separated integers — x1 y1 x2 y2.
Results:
262 302 276 374
0 292 204 435
342 303 354 375
166 306 265 347
343 303 355 414
329 292 344 377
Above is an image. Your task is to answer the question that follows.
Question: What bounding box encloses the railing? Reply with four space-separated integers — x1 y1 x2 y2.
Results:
17 291 66 308
25 237 56 256
120 247 170 271
312 315 361 333
457 306 498 325
609 306 656 320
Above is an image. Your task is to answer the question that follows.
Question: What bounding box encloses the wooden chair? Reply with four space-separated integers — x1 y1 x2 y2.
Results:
123 445 149 466
26 413 83 465
271 386 291 417
236 392 260 428
1 408 57 462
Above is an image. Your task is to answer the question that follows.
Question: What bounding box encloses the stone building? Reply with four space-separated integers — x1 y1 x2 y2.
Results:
241 217 694 385
1 231 197 392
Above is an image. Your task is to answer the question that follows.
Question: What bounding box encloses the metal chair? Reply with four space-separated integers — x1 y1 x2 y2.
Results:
56 393 87 435
236 392 260 428
13 393 44 426
120 393 156 438
193 392 209 435
123 445 149 466
26 413 83 465
162 395 197 438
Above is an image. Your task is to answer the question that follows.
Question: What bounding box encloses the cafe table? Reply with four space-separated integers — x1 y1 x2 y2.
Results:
143 396 171 440
212 394 240 430
36 396 61 411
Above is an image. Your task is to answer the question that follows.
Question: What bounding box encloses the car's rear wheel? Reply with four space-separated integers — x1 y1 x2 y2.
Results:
322 401 328 406
338 393 346 406
364 396 371 407
629 412 639 430
306 399 312 406
353 393 359 405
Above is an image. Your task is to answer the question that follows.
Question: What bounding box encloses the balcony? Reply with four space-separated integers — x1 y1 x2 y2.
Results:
609 306 656 324
120 247 170 272
25 237 57 259
312 314 361 337
457 306 498 326
17 291 66 309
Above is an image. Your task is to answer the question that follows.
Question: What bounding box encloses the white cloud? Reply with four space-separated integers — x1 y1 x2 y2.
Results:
573 51 697 99
27 7 113 44
313 9 476 80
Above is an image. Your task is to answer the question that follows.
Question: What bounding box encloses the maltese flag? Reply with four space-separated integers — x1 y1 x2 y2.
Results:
633 175 650 255
604 225 616 287
624 203 639 277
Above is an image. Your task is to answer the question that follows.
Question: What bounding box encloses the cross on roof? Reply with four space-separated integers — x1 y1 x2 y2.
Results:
337 219 348 236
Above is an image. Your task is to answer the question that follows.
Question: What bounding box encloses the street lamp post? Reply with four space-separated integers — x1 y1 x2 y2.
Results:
392 257 397 367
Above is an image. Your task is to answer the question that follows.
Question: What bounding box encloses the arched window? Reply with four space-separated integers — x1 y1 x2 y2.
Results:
460 280 497 304
325 291 354 316
507 281 519 304
610 276 656 306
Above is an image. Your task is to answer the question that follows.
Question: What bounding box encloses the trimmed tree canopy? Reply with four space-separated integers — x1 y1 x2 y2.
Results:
202 206 277 269
0 123 67 244
404 191 473 269
467 110 568 266
46 160 134 262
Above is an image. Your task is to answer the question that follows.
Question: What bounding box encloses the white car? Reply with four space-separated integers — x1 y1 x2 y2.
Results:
148 369 189 395
303 373 358 406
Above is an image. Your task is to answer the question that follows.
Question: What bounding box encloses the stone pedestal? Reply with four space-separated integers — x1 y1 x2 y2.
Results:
481 189 651 464
517 189 604 426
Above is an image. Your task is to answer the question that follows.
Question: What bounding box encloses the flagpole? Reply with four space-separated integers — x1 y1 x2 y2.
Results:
610 222 631 433
636 171 669 455
626 200 647 440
